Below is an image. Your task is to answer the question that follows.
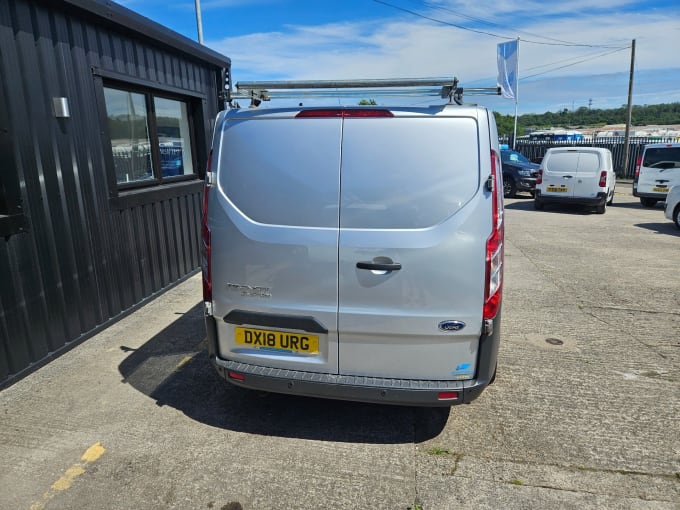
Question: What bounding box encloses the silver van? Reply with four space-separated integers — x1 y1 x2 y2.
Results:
534 147 616 214
633 143 680 207
201 90 504 406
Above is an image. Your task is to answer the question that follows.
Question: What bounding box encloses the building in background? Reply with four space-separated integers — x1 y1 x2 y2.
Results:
0 0 230 386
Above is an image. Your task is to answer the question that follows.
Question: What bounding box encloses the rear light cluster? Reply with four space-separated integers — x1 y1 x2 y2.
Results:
634 156 642 180
598 171 607 187
536 168 543 185
484 149 504 321
201 151 212 303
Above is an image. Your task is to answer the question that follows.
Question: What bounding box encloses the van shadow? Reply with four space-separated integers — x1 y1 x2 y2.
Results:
634 222 680 236
609 201 665 210
118 303 450 444
504 200 595 215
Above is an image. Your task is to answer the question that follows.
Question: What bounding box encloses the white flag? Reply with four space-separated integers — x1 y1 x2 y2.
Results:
497 40 518 100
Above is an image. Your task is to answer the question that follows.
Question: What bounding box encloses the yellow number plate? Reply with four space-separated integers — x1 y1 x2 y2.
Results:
546 186 568 192
234 327 319 354
653 186 667 192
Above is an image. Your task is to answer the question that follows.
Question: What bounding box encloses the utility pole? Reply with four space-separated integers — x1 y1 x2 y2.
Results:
195 0 204 44
622 39 636 177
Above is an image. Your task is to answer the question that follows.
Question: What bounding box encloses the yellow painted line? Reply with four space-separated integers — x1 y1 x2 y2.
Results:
81 442 106 463
51 465 85 491
30 442 106 510
175 355 194 370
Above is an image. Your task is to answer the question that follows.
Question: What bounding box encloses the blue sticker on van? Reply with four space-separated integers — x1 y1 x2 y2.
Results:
452 363 474 377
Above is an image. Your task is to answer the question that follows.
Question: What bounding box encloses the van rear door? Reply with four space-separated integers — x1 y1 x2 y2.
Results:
571 150 604 198
212 113 341 374
541 149 579 198
337 114 489 380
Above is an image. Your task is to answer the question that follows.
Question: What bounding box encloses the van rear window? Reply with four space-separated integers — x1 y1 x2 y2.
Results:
642 147 680 168
340 117 480 229
546 151 600 174
218 115 480 229
219 118 342 228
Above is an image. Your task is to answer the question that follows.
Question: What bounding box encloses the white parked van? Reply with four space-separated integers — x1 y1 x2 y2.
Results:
633 143 680 207
201 80 504 406
534 147 616 214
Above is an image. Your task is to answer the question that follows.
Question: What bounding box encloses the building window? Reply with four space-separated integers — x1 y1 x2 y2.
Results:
103 84 196 188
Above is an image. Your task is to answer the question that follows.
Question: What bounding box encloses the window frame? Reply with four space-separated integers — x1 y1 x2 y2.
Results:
93 69 207 207
0 74 27 238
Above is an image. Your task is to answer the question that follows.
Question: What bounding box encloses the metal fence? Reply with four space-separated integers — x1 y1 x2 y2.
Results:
500 137 678 178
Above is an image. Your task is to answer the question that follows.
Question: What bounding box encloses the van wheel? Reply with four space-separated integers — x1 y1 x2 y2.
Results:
640 197 657 208
674 205 680 230
596 202 606 214
534 200 544 210
503 176 516 198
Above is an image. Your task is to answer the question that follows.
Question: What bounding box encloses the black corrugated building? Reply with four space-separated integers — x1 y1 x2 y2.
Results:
0 0 230 386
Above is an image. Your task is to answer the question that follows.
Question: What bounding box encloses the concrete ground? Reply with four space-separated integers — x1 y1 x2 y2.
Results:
1 183 679 510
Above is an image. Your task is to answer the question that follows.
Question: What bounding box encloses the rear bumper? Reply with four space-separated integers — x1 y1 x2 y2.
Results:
535 190 606 206
204 310 501 407
633 190 667 199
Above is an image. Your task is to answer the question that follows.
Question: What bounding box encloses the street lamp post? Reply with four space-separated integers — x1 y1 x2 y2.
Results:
195 0 204 44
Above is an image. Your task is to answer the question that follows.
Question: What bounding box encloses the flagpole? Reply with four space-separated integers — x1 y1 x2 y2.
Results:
512 37 520 150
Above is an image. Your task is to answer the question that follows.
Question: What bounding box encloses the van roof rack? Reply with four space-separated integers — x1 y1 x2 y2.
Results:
226 77 500 107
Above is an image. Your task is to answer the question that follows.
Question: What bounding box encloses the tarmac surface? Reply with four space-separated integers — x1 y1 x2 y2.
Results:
1 182 679 510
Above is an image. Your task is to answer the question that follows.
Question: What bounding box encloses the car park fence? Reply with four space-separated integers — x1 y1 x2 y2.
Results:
499 136 678 178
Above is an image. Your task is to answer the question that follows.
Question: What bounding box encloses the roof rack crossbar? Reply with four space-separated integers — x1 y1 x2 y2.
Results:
235 77 459 90
227 77 500 106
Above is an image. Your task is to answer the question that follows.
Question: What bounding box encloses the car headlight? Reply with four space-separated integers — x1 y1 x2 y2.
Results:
518 169 531 177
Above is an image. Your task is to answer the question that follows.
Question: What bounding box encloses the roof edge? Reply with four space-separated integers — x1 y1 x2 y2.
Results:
59 0 231 69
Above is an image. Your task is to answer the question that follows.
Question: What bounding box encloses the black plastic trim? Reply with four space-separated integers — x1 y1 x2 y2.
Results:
205 314 218 359
223 310 329 334
356 261 402 271
634 191 667 199
534 190 607 206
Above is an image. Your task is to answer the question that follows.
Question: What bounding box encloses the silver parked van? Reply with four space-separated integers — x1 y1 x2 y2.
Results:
633 143 680 207
201 80 504 406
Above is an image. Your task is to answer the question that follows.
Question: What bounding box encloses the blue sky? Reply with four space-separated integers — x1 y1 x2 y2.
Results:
121 0 680 115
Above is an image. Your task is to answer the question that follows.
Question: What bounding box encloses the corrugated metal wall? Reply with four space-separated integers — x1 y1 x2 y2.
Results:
0 0 227 385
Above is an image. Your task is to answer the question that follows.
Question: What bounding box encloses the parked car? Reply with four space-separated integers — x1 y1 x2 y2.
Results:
534 147 616 214
500 145 539 198
664 185 680 229
633 143 680 207
202 102 504 406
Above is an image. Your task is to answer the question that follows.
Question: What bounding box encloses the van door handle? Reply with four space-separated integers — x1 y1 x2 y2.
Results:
357 260 402 271
563 175 574 179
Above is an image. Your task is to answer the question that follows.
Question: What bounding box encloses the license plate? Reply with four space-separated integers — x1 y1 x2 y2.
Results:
234 327 319 354
653 186 667 192
546 186 568 192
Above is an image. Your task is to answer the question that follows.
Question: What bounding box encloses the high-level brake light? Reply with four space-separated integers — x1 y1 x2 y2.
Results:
295 109 394 118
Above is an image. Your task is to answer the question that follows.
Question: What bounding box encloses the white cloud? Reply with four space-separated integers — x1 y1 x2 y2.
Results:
205 1 680 113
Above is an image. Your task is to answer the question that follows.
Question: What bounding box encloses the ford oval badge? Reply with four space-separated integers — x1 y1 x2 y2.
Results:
438 320 466 332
